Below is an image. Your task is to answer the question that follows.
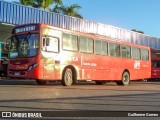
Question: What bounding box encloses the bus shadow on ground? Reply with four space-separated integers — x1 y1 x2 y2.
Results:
1 78 160 86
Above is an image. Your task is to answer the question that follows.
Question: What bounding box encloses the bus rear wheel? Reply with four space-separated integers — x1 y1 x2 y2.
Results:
116 72 130 86
36 79 47 85
95 81 107 85
62 68 74 86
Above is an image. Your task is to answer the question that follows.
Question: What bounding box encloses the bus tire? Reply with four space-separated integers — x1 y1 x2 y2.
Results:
95 81 107 85
116 71 130 86
36 79 47 85
62 67 74 86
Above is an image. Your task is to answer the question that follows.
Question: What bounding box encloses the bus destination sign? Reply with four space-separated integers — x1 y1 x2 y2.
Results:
12 24 39 34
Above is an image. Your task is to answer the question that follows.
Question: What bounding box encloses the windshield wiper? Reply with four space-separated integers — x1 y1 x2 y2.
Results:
26 32 31 40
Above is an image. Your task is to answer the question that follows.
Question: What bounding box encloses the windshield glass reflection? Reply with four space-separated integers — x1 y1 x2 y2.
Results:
9 34 39 58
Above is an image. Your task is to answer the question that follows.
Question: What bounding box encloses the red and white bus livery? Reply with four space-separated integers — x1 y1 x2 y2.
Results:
6 23 151 86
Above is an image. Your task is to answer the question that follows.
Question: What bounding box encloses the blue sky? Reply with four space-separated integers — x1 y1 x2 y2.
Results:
8 0 160 38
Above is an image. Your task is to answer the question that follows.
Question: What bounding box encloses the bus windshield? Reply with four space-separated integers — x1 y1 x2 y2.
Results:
9 33 39 58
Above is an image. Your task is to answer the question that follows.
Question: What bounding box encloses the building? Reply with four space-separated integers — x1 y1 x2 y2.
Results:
0 0 160 54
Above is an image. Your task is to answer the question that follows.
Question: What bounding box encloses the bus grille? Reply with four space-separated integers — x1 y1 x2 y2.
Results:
9 59 29 65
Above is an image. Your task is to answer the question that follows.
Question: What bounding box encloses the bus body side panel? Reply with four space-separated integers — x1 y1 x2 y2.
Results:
80 53 96 80
93 55 110 80
140 60 151 79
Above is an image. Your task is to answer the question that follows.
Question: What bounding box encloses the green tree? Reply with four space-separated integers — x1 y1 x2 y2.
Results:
14 0 83 19
53 4 83 19
32 0 63 10
131 29 144 34
13 0 33 6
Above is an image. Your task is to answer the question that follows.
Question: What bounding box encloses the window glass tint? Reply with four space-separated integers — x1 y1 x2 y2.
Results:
141 49 149 61
109 43 120 57
152 60 160 68
102 41 108 55
88 38 93 53
46 37 59 52
132 47 140 60
80 37 87 52
121 45 131 58
80 37 93 53
95 40 107 55
95 40 101 54
63 33 78 51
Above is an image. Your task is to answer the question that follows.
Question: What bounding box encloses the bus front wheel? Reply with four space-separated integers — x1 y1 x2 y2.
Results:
116 72 130 86
36 79 47 85
62 68 74 86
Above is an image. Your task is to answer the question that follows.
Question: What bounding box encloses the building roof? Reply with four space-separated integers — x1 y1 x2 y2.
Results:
0 0 160 49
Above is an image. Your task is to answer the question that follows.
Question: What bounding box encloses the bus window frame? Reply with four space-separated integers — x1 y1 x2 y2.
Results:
131 47 141 60
141 48 149 61
62 32 79 52
42 35 60 53
94 39 108 56
79 36 94 54
120 45 131 59
108 42 120 57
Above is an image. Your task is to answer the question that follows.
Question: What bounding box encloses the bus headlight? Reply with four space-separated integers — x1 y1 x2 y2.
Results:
33 62 39 68
28 66 33 71
28 63 39 71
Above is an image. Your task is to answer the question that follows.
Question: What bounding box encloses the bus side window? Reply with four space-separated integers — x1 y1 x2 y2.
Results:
80 37 93 53
141 49 149 61
46 37 59 53
132 47 140 60
109 43 120 57
121 45 131 58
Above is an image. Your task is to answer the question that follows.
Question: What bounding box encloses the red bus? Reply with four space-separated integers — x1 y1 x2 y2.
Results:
5 23 151 86
151 49 160 79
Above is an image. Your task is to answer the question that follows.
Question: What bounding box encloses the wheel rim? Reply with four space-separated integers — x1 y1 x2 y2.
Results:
123 75 128 83
64 68 73 85
123 73 129 85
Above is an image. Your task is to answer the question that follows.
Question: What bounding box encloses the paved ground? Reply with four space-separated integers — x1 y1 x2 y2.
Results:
0 78 160 119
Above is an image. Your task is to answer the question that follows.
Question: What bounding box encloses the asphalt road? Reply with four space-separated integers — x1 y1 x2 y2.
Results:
0 78 160 119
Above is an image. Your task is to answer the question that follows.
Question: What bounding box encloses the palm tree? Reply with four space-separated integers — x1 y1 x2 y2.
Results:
53 4 83 19
32 0 63 10
50 4 59 13
13 0 33 6
14 0 83 18
131 29 144 34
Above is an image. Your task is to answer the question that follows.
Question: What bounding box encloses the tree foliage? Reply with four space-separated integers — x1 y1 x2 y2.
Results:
51 4 83 18
32 0 63 10
131 29 144 34
13 0 33 6
14 0 83 18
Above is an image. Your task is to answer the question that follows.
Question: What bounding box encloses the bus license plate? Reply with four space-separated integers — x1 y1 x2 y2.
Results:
15 72 20 76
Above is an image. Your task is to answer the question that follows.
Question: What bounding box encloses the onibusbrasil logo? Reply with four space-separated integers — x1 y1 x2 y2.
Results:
1 112 42 118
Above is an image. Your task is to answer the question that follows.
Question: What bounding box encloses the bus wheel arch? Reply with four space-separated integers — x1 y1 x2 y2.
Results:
61 65 77 86
116 69 130 86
